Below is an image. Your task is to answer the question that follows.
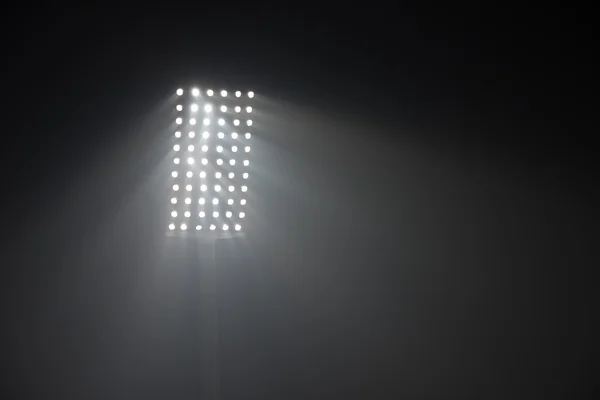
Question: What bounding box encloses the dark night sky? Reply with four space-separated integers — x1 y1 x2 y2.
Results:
1 5 596 399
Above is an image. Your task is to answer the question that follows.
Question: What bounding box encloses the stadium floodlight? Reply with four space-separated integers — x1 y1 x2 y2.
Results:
168 86 255 237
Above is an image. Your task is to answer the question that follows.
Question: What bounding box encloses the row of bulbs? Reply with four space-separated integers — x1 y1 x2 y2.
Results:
175 131 251 139
176 117 252 126
173 144 250 153
171 158 249 166
177 88 254 98
170 184 248 196
171 169 248 178
177 104 252 113
171 197 245 205
171 210 245 218
174 171 248 181
169 223 242 231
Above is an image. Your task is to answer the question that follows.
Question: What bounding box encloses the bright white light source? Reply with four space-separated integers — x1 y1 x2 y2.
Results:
246 106 252 113
233 119 240 126
176 105 183 111
203 118 210 125
207 89 214 96
220 90 227 97
229 159 236 166
189 131 195 138
200 171 206 178
173 144 180 151
190 118 196 125
241 186 248 192
218 132 225 139
171 211 178 217
213 211 219 218
235 224 242 231
245 146 250 152
186 171 193 178
174 158 180 164
187 157 194 165
176 117 182 124
188 145 195 152
171 171 178 178
231 132 238 139
232 146 238 152
240 199 246 205
243 160 249 166
176 89 183 96
226 211 232 218
215 172 222 178
245 132 251 139
201 158 208 165
220 105 227 112
199 211 206 217
243 172 249 179
199 198 206 204
228 185 235 192
175 131 181 138
248 91 254 98
171 197 177 204
201 145 208 152
236 91 241 97
218 118 225 126
192 88 200 96
169 223 176 230
239 212 245 218
196 225 202 230
246 120 252 126
203 131 210 139
200 184 207 191
184 211 191 218
216 145 223 152
185 198 191 204
228 199 234 205
210 224 216 231
228 172 235 179
204 104 212 112
191 104 198 112
181 223 187 230
212 198 219 205
173 184 180 191
186 184 192 191
217 159 223 165
215 185 221 192
223 224 229 231
235 106 241 113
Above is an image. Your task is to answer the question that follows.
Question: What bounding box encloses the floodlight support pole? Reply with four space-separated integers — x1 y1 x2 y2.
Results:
196 238 220 400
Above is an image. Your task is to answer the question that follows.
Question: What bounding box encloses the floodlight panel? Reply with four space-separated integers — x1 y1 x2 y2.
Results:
168 86 255 235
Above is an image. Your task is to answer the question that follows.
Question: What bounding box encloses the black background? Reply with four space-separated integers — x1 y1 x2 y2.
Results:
1 4 596 399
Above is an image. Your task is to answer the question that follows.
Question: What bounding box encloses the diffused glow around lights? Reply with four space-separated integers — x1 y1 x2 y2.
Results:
171 211 178 217
173 144 180 151
188 157 194 164
246 120 252 126
248 91 254 98
240 199 246 205
235 106 241 112
226 211 232 218
228 172 235 179
218 132 225 139
243 160 249 166
207 89 214 96
190 118 196 125
201 184 207 191
196 225 202 230
171 171 178 177
246 106 252 113
212 198 219 205
228 185 234 192
228 199 234 205
216 145 223 152
220 90 227 97
233 119 240 126
185 198 191 204
210 224 216 231
201 145 208 152
217 159 223 165
191 104 198 112
186 171 193 178
223 224 229 231
200 171 206 178
220 105 227 112
232 146 238 152
186 184 192 191
230 159 236 166
176 105 183 111
231 132 238 139
235 91 241 97
243 172 249 179
191 88 200 96
235 224 242 231
245 146 250 152
239 212 245 218
188 145 194 151
199 211 206 217
184 211 191 218
213 211 219 218
181 223 187 230
189 131 195 138
169 223 176 230
203 118 210 125
241 186 247 192
199 198 206 204
176 118 182 124
171 197 177 204
215 185 221 192
205 104 212 112
218 118 225 126
215 172 222 178
176 89 183 96
174 158 180 164
201 158 208 165
173 184 180 191
175 131 181 138
203 131 210 139
245 132 251 139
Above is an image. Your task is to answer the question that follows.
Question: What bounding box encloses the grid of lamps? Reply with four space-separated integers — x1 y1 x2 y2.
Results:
168 87 254 233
